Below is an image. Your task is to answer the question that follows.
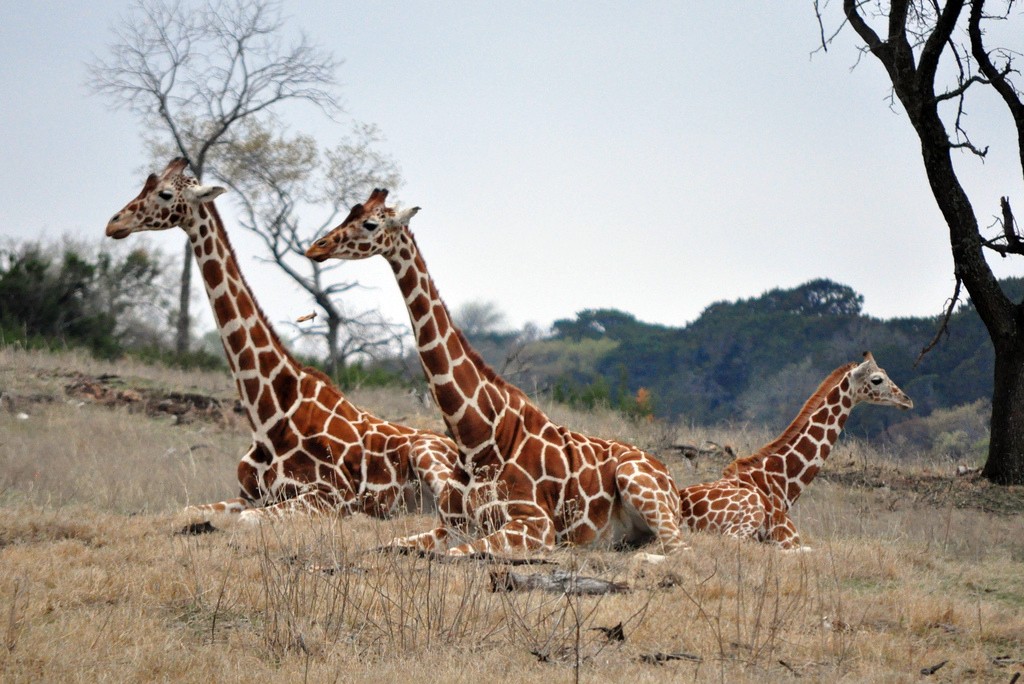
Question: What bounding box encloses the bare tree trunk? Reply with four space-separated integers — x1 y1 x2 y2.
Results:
913 77 1024 486
175 239 192 354
985 341 1024 484
325 316 340 378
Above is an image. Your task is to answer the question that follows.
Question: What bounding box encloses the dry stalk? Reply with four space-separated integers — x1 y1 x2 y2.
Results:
4 579 22 653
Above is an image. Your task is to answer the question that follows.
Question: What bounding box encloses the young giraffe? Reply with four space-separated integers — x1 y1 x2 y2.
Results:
679 352 913 550
105 159 456 522
306 189 686 556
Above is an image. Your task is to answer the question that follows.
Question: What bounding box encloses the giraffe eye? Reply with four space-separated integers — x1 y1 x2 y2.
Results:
363 220 379 231
158 190 173 201
870 375 883 386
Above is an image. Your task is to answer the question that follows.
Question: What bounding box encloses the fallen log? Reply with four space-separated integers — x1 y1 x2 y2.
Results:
489 569 629 595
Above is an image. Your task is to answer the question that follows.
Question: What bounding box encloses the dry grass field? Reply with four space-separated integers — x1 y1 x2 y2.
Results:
1 346 1022 683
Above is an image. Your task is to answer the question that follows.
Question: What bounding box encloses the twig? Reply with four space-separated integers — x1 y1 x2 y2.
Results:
778 659 801 677
982 197 1024 256
916 277 962 366
999 196 1024 255
638 651 703 665
590 621 625 642
920 659 948 675
5 580 21 653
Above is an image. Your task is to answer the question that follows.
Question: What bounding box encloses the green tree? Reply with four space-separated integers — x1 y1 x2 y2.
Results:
760 279 864 317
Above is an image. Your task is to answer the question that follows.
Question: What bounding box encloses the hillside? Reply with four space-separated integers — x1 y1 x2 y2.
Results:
1 347 1023 682
471 278 1022 456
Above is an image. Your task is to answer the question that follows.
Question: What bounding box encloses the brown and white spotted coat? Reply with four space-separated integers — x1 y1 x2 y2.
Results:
306 189 686 556
678 352 913 549
106 159 456 522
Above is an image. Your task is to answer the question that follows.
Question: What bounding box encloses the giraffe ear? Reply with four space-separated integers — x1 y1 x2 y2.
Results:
851 353 878 381
392 206 420 227
188 185 227 204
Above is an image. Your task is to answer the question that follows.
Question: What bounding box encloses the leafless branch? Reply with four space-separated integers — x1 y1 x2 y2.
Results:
1002 195 1019 244
916 277 962 366
982 196 1024 256
812 0 849 54
970 0 1024 175
949 139 989 157
935 73 991 102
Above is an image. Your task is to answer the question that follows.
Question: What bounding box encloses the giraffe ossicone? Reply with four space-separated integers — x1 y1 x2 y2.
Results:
307 189 688 556
678 351 913 549
106 160 456 523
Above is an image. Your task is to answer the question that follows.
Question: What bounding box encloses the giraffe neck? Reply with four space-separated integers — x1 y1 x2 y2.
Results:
386 228 521 454
732 365 857 509
185 205 306 430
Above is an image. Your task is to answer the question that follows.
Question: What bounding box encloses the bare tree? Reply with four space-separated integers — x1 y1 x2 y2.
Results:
451 300 541 381
819 0 1024 483
454 300 509 337
216 119 406 375
87 0 341 353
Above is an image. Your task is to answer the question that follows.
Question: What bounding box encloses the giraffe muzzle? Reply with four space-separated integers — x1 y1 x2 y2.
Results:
305 244 331 262
105 223 132 240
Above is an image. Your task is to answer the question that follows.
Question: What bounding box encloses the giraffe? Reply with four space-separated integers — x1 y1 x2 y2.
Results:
678 352 913 550
105 159 456 523
305 189 686 556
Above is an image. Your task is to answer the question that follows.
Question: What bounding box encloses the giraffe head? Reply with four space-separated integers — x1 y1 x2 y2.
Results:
106 158 226 239
850 352 914 409
305 188 420 262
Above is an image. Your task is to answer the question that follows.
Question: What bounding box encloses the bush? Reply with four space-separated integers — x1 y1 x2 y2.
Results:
0 238 173 359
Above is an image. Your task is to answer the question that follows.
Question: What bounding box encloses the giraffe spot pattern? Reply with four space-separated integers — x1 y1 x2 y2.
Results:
213 294 236 327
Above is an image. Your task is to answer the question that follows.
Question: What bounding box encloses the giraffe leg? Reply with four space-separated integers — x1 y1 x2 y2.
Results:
386 479 471 552
445 515 556 556
615 455 689 552
723 489 769 542
388 526 451 552
681 482 770 544
180 444 265 523
408 436 455 505
182 497 254 521
237 488 360 524
767 512 806 551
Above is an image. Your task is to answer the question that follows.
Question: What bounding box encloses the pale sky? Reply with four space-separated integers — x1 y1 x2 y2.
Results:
1 2 1020 345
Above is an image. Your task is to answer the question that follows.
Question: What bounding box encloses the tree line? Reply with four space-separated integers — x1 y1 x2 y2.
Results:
514 278 1020 439
0 236 1014 466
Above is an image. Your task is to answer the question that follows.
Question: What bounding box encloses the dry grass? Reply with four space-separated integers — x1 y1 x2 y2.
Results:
1 347 1022 682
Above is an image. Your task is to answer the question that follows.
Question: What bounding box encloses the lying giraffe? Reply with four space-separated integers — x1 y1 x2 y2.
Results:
306 189 686 556
106 160 456 523
678 352 913 549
